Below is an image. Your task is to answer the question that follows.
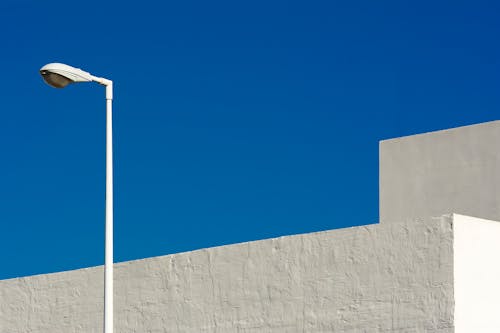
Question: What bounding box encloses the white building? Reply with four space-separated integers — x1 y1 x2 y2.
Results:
2 121 500 332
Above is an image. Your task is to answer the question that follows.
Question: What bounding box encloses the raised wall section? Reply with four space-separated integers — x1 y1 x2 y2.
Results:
380 120 500 223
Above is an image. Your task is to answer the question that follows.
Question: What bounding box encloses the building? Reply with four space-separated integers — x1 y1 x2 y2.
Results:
2 121 500 332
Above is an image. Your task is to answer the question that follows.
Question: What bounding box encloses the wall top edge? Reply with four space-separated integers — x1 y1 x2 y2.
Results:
5 213 490 283
0 221 377 282
379 120 500 145
452 213 500 224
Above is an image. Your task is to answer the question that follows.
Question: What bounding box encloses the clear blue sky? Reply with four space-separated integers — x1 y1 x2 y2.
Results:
0 0 498 280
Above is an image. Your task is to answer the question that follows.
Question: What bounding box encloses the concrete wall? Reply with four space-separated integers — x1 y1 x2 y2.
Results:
380 120 500 223
454 214 500 333
1 216 455 333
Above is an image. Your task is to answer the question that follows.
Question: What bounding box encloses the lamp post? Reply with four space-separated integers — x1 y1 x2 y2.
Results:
39 63 114 333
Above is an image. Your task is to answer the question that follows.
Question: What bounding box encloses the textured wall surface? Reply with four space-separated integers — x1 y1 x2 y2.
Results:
1 216 454 333
380 120 500 223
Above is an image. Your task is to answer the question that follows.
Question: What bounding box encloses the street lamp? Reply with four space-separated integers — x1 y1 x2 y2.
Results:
39 63 114 333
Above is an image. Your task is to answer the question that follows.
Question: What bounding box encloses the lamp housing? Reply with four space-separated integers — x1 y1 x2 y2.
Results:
40 63 94 88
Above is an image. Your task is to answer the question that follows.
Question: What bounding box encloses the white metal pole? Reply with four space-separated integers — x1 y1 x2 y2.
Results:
39 64 115 333
104 82 113 333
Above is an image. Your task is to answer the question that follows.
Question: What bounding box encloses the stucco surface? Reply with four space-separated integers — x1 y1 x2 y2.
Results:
1 216 454 332
380 120 500 223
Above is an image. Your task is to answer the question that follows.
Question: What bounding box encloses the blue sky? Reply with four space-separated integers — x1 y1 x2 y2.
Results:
0 0 499 280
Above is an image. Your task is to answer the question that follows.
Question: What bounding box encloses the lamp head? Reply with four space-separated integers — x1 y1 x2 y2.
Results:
40 63 94 88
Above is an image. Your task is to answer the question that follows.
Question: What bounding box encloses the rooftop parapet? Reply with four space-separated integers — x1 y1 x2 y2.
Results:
380 120 500 223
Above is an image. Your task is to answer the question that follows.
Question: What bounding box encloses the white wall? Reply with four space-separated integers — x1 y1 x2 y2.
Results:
0 216 455 332
454 214 500 333
380 121 500 223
